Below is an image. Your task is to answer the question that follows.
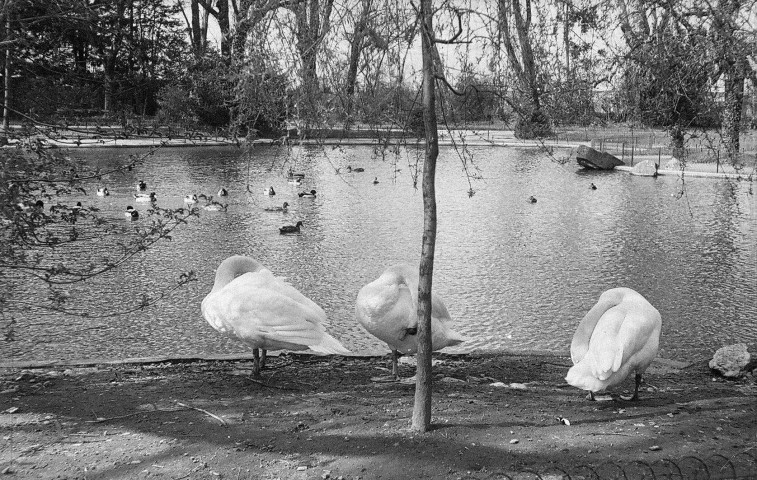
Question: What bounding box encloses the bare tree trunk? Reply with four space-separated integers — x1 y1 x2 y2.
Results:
1 13 10 146
344 0 372 127
721 65 745 164
218 0 230 62
412 0 438 434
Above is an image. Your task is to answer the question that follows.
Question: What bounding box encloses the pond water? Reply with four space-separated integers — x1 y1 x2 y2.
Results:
4 144 756 363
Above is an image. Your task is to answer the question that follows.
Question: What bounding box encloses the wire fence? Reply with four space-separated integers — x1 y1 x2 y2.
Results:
478 451 757 479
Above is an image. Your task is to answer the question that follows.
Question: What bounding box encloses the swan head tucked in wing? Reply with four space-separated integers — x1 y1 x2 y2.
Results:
201 255 349 370
566 287 662 399
355 264 465 355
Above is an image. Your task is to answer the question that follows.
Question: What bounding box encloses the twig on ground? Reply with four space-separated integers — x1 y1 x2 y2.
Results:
175 401 227 426
85 407 185 423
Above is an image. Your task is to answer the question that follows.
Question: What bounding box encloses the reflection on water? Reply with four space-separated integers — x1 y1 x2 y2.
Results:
4 145 755 363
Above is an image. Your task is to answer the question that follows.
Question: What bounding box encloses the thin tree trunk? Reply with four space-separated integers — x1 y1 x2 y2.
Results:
1 14 10 146
412 0 438 434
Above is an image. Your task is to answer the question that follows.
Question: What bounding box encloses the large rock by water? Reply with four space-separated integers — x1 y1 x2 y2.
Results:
709 344 751 378
631 159 658 176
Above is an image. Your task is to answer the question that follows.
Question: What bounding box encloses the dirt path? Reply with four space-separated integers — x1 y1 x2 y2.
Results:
1 353 755 479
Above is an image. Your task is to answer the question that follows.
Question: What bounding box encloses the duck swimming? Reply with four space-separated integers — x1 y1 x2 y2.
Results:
218 187 228 196
263 202 289 212
298 189 317 198
279 220 303 234
355 264 466 380
125 206 139 220
138 180 147 190
566 287 662 401
97 187 110 196
184 194 198 204
203 202 227 211
265 186 276 196
528 196 537 203
134 192 156 202
201 255 350 376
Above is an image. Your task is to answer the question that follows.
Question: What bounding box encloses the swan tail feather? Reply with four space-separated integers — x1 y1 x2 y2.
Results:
308 333 351 355
566 362 605 392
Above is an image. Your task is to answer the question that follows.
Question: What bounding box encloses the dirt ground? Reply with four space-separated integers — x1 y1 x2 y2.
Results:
1 352 755 480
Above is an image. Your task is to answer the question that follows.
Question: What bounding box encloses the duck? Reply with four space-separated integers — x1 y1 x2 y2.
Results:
134 192 156 202
15 200 44 212
590 183 597 190
288 177 302 186
279 220 303 234
565 287 662 401
263 202 289 212
70 202 83 213
125 206 139 220
298 189 317 198
528 196 537 203
287 167 305 178
203 202 227 212
137 180 147 190
265 186 276 196
184 194 198 204
373 177 379 184
347 165 365 173
201 255 350 376
355 264 466 380
97 187 110 196
218 187 228 197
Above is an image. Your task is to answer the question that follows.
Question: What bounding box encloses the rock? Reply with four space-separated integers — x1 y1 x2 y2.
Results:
662 158 682 170
709 344 751 377
630 159 658 176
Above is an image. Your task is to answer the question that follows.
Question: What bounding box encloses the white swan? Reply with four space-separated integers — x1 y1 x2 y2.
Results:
201 255 350 376
355 264 466 379
565 287 662 400
134 192 156 202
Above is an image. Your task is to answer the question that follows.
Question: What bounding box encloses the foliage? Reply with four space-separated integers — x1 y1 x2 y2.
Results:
157 55 234 130
7 0 188 117
621 29 715 130
230 51 293 139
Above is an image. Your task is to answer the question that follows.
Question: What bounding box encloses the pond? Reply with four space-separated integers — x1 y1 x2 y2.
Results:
4 144 756 364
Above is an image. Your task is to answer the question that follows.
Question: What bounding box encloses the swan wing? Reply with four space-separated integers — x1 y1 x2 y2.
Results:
202 271 341 352
356 272 418 352
570 289 625 365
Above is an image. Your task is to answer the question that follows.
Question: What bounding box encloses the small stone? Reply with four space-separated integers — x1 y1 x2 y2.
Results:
709 344 751 377
297 466 307 471
649 445 662 451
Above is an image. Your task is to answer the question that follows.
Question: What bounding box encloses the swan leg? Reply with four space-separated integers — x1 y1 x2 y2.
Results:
260 349 267 370
391 350 399 380
252 348 261 377
588 391 596 401
631 373 642 401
